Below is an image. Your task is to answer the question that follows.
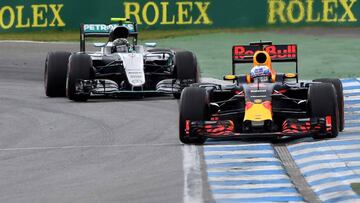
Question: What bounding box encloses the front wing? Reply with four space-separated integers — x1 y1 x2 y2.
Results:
185 117 332 139
74 78 192 97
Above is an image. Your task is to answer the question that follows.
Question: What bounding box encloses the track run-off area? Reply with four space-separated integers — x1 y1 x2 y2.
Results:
1 41 360 203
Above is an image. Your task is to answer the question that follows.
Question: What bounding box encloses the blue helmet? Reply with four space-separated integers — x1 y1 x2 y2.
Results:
250 66 271 79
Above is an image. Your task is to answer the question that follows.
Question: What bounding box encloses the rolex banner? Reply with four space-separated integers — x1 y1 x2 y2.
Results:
0 0 358 32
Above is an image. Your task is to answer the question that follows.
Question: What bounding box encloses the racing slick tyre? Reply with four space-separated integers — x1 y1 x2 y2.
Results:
173 51 200 99
179 87 208 144
308 83 339 139
44 51 71 97
313 78 344 132
66 53 92 102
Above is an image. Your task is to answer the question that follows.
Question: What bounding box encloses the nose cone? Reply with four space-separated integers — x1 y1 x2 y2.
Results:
244 101 273 122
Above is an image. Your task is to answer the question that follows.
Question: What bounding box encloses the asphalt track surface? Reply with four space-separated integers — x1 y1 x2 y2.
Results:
0 42 188 203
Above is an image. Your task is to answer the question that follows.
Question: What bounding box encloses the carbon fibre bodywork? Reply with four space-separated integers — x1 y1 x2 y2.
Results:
179 41 341 143
186 80 331 139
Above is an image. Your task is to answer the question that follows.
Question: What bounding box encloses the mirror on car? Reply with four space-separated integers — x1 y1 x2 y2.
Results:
284 73 297 78
223 75 237 80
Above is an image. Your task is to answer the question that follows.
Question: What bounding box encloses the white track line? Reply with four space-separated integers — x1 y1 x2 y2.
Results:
316 178 360 189
213 192 302 199
301 162 360 174
204 149 273 156
342 127 360 133
183 145 203 203
210 183 294 190
346 120 360 124
339 199 360 203
208 174 289 181
342 82 360 87
345 96 360 101
345 112 360 116
288 138 360 148
204 143 270 148
295 153 360 165
345 103 360 108
206 157 280 164
319 190 358 202
344 89 360 94
306 171 355 183
290 144 360 156
312 178 360 192
207 165 283 172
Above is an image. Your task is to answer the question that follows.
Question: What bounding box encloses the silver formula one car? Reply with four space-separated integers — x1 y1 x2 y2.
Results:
44 18 199 101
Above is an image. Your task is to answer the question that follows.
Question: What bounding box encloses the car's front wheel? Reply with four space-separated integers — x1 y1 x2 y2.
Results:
66 53 92 102
308 83 339 139
44 51 71 97
313 78 344 131
179 87 208 144
173 51 200 99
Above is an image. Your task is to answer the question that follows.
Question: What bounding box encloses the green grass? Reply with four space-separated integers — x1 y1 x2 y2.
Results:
2 29 359 79
0 27 311 41
0 31 80 41
351 183 360 195
151 32 360 79
0 29 255 41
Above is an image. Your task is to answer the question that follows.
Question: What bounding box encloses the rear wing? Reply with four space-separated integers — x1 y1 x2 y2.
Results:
80 19 138 52
232 42 298 80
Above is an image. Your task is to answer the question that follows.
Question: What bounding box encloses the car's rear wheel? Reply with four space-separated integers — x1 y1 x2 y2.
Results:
313 78 344 131
44 51 71 97
179 87 208 144
66 53 92 102
173 51 200 99
308 83 339 139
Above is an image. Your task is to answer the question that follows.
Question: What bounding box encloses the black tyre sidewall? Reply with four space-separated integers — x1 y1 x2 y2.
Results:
314 78 344 131
66 53 92 101
174 51 200 99
179 87 209 144
44 51 71 97
309 83 339 138
175 51 200 82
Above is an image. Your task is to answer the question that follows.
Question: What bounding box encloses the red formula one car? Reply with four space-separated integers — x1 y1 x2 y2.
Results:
179 41 344 144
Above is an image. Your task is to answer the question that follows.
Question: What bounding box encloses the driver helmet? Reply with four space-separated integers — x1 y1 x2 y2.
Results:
250 65 271 80
112 38 130 53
